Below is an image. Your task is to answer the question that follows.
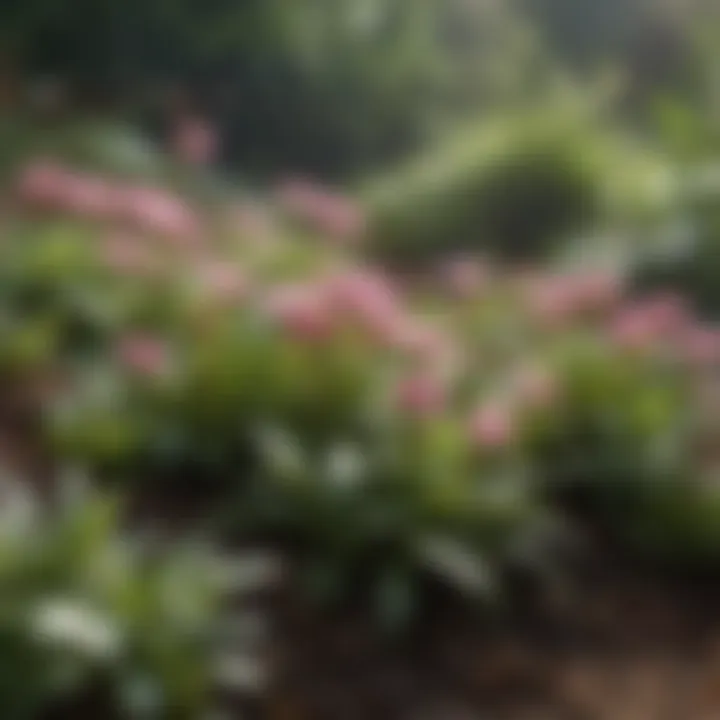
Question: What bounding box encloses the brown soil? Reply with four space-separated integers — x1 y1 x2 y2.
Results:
257 551 720 720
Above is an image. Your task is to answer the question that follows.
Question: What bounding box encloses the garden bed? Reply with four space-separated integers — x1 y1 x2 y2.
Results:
267 536 720 720
2 159 720 718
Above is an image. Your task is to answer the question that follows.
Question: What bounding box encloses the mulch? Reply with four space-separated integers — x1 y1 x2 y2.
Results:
258 534 720 720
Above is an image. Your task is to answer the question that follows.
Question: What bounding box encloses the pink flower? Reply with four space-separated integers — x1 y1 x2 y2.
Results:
16 163 125 220
15 160 70 208
683 326 720 367
172 116 218 165
123 186 200 242
469 402 516 449
277 177 365 241
198 261 250 303
609 307 659 351
441 256 490 298
101 234 157 276
525 271 623 327
525 276 579 328
265 283 335 342
324 269 402 333
642 292 690 336
396 373 446 417
609 295 689 352
62 173 118 218
323 269 456 366
118 335 169 376
572 271 623 313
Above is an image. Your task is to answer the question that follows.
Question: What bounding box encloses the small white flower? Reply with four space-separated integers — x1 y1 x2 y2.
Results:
31 598 122 660
213 653 267 692
255 425 305 481
0 478 39 538
325 443 366 490
417 537 495 596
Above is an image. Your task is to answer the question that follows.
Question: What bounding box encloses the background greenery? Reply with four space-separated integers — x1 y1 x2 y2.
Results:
2 0 720 716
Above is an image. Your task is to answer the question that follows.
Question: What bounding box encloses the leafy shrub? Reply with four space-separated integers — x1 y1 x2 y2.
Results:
532 290 720 562
632 164 720 320
4 156 720 625
1 161 547 617
0 475 261 718
363 104 673 265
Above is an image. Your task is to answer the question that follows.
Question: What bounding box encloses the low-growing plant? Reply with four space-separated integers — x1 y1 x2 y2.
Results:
0 472 271 719
4 157 720 626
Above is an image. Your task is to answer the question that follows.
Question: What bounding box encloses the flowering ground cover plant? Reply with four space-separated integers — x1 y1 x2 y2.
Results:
3 157 720 625
2 162 540 605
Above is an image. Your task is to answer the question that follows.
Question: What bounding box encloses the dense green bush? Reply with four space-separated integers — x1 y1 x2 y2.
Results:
364 103 673 265
631 165 720 320
3 151 720 638
1 162 547 616
7 160 720 558
628 17 720 319
0 477 242 718
2 4 720 713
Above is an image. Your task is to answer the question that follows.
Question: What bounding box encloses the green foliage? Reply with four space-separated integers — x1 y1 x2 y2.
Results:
364 99 672 264
0 182 545 616
632 172 720 320
5 1 720 711
0 114 221 201
3 54 720 642
0 477 226 718
3 0 548 180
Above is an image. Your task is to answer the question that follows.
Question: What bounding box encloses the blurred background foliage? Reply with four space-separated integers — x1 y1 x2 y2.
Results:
0 0 544 180
1 0 713 181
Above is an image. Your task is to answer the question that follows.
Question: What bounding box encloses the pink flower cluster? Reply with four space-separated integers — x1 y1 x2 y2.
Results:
18 162 115 217
123 186 200 241
469 401 516 449
684 326 720 367
465 363 561 451
609 293 688 351
396 372 446 417
261 269 464 422
325 269 404 341
601 290 720 372
277 177 366 241
266 282 336 342
525 270 622 327
265 270 398 345
264 268 455 367
16 161 200 243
